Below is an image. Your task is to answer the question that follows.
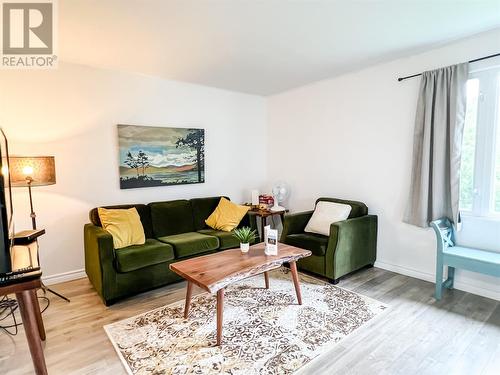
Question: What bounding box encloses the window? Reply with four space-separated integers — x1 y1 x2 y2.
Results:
459 64 500 217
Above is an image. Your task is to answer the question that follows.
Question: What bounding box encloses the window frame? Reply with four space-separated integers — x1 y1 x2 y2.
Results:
461 61 500 219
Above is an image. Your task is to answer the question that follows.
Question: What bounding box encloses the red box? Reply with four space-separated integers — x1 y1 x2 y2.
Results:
259 195 274 207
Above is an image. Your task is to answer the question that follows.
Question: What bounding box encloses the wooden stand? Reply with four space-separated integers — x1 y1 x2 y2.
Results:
248 209 288 241
0 278 47 375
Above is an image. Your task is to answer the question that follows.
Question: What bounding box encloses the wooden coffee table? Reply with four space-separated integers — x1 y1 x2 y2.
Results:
169 242 311 345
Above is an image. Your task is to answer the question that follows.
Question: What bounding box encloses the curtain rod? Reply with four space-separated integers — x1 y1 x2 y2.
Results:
397 52 500 82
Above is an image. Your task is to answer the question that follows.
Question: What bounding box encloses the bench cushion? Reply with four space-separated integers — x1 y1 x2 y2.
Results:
284 233 329 256
114 239 174 273
158 232 219 258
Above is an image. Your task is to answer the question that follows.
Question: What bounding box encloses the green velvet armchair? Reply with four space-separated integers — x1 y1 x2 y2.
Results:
281 197 377 283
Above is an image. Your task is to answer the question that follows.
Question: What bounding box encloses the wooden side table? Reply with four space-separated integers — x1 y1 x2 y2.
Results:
248 209 288 241
0 277 47 375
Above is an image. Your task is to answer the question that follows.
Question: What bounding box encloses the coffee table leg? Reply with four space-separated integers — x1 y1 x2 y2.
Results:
216 288 224 346
290 261 302 305
264 271 270 289
184 281 193 319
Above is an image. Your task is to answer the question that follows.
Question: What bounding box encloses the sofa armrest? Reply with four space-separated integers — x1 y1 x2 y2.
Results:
325 215 378 280
84 223 116 303
281 210 314 239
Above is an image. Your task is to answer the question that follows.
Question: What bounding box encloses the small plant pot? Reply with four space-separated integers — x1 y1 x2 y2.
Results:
240 243 250 253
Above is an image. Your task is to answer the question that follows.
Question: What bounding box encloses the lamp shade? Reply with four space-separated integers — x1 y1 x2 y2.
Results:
9 156 56 187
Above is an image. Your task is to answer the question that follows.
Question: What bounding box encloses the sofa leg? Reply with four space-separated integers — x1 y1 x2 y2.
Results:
329 278 339 285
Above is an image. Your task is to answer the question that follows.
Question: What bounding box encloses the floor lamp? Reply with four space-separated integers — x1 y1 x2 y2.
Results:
10 156 70 302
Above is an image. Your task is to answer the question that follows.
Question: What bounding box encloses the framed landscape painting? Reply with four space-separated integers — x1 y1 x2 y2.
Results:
117 124 205 189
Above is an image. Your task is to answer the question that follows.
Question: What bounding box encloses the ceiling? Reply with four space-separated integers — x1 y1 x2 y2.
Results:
59 0 500 95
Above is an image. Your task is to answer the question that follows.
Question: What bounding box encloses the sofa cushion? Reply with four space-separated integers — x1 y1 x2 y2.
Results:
304 201 352 236
149 200 195 237
197 229 241 250
205 197 250 232
190 196 228 231
158 232 219 258
114 239 174 273
89 204 153 238
316 198 368 219
98 207 146 249
284 233 329 256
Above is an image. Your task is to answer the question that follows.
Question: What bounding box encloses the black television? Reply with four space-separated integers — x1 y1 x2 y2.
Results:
0 128 14 275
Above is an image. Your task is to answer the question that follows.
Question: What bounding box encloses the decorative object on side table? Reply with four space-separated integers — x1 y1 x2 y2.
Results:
233 227 257 253
9 156 70 302
258 194 274 209
251 189 259 206
117 124 205 189
271 181 290 211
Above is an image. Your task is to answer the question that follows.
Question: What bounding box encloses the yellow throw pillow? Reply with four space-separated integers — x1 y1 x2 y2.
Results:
205 197 250 232
98 207 146 249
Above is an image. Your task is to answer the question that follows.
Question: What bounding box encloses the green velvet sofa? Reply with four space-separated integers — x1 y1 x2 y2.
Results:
84 196 256 305
281 197 377 284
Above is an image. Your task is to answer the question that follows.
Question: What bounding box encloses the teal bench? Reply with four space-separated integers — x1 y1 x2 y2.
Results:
430 217 500 300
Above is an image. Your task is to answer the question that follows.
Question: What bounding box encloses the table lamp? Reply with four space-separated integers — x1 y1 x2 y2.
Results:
9 156 69 302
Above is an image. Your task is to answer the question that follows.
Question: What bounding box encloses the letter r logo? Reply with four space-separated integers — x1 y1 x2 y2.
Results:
2 3 53 54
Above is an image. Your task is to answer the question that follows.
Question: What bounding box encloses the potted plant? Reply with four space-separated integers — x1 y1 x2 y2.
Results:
233 227 257 253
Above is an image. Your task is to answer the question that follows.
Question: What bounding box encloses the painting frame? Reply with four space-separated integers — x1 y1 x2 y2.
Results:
117 124 205 189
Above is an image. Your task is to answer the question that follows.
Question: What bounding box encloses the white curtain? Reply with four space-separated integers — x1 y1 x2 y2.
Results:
404 63 469 228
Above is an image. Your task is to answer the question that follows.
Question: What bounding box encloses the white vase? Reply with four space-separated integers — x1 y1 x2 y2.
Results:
240 243 250 253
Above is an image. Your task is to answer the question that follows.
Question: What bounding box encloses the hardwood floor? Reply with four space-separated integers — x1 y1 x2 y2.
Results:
1 267 499 374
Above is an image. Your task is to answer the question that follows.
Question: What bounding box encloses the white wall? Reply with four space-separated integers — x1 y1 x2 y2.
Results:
0 62 267 281
1 30 499 301
268 29 500 301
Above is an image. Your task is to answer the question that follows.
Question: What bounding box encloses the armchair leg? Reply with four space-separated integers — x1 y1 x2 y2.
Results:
329 278 339 285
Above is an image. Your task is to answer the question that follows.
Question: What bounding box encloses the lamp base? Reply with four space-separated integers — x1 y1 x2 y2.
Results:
41 282 70 302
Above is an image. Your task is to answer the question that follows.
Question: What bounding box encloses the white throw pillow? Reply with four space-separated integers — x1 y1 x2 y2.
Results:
304 201 352 236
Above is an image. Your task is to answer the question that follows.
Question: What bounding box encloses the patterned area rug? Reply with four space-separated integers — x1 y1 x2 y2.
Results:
104 268 387 374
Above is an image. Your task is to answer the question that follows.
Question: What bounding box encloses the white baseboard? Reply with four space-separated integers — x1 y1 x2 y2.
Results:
42 269 86 285
375 260 500 301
